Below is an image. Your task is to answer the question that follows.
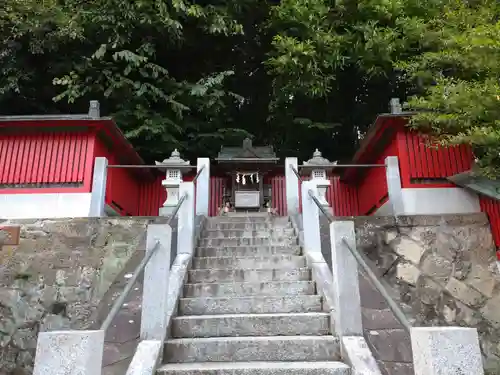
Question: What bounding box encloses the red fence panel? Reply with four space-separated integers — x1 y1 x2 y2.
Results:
209 177 226 216
399 132 473 187
137 175 165 216
327 176 359 216
270 175 287 216
0 132 92 191
479 196 500 258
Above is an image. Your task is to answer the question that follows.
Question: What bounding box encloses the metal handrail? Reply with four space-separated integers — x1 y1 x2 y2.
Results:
100 193 187 331
289 165 303 182
307 188 412 333
192 165 205 183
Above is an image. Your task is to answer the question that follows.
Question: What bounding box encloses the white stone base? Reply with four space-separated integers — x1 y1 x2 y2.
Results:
0 193 93 219
375 187 480 216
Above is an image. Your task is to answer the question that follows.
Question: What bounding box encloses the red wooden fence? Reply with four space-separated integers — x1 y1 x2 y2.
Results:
271 175 287 216
0 132 94 193
397 132 473 187
479 196 500 258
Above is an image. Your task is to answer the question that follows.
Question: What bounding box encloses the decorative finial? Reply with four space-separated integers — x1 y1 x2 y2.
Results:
389 98 402 114
88 100 100 119
242 138 252 149
155 149 190 166
304 148 332 166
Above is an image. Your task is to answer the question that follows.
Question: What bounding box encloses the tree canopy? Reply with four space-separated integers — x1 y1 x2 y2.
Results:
1 0 499 175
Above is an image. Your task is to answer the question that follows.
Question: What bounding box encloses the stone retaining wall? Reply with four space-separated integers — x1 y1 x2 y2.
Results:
321 213 500 374
0 217 169 375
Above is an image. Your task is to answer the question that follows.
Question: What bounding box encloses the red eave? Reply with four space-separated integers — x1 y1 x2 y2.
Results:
342 113 411 182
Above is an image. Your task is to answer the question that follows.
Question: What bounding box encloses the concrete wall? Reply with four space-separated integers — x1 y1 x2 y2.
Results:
321 213 500 374
0 217 171 375
375 187 481 216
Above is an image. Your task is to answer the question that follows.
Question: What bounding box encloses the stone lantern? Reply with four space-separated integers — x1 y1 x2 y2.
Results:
300 149 337 213
155 149 193 216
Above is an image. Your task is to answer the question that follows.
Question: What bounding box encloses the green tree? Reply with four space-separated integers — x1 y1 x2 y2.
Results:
398 0 500 177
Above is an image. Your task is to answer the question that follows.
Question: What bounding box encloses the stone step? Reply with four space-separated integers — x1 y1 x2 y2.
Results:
192 255 306 269
163 336 341 363
208 216 273 224
204 222 291 231
200 237 297 247
196 245 301 257
172 312 331 338
188 268 310 283
157 361 350 375
179 295 323 315
183 281 315 298
203 229 295 239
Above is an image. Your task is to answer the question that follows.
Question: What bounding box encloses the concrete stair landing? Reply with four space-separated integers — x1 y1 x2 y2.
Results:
159 215 350 375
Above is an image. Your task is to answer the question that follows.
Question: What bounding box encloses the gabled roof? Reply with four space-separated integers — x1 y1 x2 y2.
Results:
216 138 279 162
342 112 414 182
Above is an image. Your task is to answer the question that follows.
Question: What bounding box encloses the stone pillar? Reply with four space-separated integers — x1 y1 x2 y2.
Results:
195 158 210 216
178 182 195 255
89 157 108 217
125 340 163 375
33 330 105 375
329 221 363 336
411 327 484 375
301 181 321 253
140 224 172 341
285 157 299 215
385 156 405 216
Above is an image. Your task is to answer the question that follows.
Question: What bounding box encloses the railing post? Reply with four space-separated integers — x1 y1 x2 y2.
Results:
285 157 299 215
411 327 484 375
196 158 210 216
301 181 321 252
385 156 405 216
178 182 195 255
329 221 363 336
33 330 105 375
140 224 172 341
89 157 108 217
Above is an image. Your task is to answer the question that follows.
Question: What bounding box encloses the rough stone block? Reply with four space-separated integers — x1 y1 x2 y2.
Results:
411 327 484 375
33 330 105 375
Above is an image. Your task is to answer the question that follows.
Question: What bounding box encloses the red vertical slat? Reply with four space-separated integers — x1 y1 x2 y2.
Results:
53 133 64 183
77 136 87 182
72 134 83 182
8 135 20 183
25 135 36 183
0 137 5 183
33 135 43 183
60 133 70 183
42 134 53 183
16 136 27 184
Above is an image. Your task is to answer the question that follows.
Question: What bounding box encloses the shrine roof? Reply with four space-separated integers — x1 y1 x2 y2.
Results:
216 138 279 163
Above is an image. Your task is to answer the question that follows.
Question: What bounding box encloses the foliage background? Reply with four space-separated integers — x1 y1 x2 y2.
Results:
1 0 498 174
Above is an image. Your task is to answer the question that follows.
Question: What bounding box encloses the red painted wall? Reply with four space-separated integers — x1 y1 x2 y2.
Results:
94 137 143 216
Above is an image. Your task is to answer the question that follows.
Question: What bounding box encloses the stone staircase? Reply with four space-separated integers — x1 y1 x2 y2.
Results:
157 214 351 374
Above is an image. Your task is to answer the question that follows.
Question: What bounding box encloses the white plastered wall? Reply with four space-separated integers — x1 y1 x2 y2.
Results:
0 193 93 219
375 187 481 216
